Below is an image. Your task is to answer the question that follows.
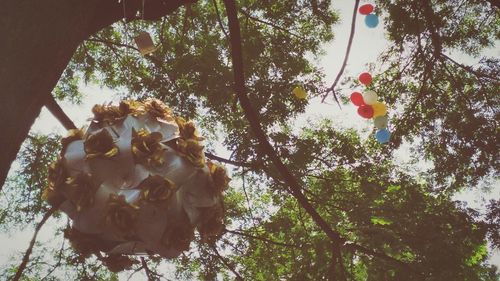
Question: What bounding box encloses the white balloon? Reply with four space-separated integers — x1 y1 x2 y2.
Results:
363 90 378 105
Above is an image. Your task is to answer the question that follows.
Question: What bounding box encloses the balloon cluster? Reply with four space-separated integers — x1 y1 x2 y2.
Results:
351 72 391 144
359 4 379 28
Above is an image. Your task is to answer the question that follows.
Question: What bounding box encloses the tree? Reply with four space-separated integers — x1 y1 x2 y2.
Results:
0 0 499 280
0 0 192 189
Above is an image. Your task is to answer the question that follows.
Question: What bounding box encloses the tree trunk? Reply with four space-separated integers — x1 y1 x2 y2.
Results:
0 0 191 189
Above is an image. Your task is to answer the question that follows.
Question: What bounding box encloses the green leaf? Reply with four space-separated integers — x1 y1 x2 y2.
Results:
370 216 393 226
465 244 487 266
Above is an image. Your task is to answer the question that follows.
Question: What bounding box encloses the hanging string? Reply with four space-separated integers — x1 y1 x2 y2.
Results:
121 0 132 88
142 0 146 20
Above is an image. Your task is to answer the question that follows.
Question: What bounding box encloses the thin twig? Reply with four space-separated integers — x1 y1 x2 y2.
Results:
40 234 66 281
212 0 229 39
240 169 258 227
238 8 306 40
322 0 361 106
126 266 145 281
86 37 140 52
210 245 244 280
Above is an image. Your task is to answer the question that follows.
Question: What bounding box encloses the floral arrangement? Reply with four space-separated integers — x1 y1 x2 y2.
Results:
42 99 229 271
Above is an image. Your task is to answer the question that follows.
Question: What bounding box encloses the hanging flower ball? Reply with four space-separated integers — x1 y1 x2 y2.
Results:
350 92 365 106
359 4 374 15
375 128 391 143
374 115 389 129
357 105 374 119
358 72 373 85
293 86 307 99
365 14 379 28
372 101 387 117
42 99 229 271
362 90 378 105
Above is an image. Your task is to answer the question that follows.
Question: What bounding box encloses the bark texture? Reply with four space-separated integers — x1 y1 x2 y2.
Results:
0 0 191 189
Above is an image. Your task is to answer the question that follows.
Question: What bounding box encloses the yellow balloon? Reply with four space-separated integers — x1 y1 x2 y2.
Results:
372 102 387 117
293 86 307 99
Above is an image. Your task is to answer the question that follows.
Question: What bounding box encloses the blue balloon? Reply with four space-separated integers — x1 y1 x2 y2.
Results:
375 129 391 144
365 14 379 28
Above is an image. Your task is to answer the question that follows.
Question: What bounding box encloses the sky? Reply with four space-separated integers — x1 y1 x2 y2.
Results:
1 0 499 278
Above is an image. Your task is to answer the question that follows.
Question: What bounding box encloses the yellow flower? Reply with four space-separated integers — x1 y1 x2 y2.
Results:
144 99 174 122
175 117 204 141
84 129 119 159
92 104 127 124
131 128 165 167
105 194 139 239
42 158 66 206
119 100 146 117
138 175 176 203
207 162 230 194
65 173 98 211
176 138 205 168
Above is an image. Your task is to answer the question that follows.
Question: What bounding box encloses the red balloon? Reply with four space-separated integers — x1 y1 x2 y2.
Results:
359 4 374 15
350 92 365 106
357 105 374 119
359 72 373 85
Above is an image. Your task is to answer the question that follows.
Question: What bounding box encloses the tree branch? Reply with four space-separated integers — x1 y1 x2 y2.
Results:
225 228 300 248
322 0 361 106
140 257 156 281
205 152 256 168
329 243 347 281
45 95 77 130
441 52 500 81
210 244 244 280
11 205 59 281
222 0 343 245
344 242 423 276
212 0 229 39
